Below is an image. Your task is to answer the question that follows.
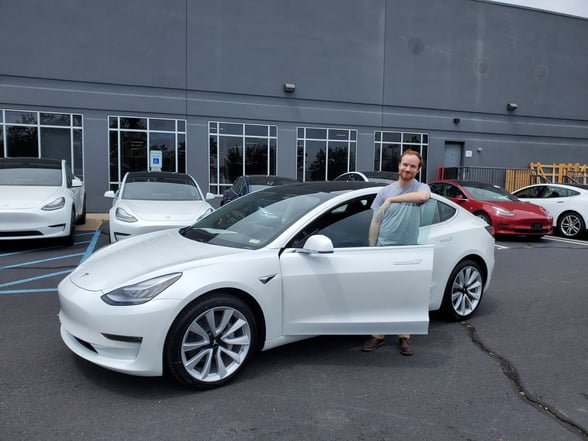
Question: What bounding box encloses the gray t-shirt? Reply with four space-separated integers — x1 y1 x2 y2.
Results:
371 180 430 246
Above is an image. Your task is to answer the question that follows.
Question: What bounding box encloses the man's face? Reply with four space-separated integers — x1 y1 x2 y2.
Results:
398 154 421 181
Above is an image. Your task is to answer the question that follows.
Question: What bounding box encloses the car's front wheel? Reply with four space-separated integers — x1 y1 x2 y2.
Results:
557 211 585 239
441 259 484 321
165 295 257 389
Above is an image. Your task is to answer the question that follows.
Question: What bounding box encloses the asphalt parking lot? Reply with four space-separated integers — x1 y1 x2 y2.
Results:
1 219 587 441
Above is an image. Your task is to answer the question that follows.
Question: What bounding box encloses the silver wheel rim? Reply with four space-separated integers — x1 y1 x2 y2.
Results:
180 306 251 383
451 266 483 317
560 214 581 237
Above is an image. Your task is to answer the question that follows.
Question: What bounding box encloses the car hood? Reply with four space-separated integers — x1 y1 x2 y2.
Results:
69 229 247 291
120 200 212 221
485 200 548 215
0 186 61 209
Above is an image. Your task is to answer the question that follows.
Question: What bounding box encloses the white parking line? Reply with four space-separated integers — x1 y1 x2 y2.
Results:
543 236 588 246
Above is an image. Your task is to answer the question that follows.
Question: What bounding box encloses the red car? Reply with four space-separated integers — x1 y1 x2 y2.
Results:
429 180 553 238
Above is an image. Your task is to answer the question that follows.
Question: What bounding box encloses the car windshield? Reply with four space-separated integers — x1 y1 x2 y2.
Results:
181 186 332 249
122 177 201 201
462 183 517 202
0 163 62 186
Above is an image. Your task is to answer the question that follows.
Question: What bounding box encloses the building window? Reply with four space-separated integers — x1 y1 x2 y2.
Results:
209 121 277 195
0 109 84 178
296 127 357 181
374 131 429 181
108 116 186 189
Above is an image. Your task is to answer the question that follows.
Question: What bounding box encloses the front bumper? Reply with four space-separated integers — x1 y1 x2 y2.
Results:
58 276 181 376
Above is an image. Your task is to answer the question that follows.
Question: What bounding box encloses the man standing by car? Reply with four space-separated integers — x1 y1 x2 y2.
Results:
360 149 431 356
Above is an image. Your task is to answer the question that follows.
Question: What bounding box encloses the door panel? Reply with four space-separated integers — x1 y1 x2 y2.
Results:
280 244 433 335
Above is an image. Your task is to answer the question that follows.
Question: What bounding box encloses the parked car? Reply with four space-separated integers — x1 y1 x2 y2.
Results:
512 183 588 239
104 171 215 242
334 170 399 183
0 157 86 245
221 175 299 205
429 180 552 238
58 181 495 389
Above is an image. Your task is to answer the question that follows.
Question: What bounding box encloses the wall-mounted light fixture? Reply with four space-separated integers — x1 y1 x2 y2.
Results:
283 83 296 93
477 147 483 152
453 118 460 124
507 102 518 112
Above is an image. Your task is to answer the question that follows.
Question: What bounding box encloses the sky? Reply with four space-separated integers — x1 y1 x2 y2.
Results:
487 0 588 18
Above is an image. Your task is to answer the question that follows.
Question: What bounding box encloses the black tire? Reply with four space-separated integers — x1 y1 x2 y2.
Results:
557 211 585 239
475 211 491 226
61 209 76 246
164 295 257 389
76 196 87 225
441 259 485 321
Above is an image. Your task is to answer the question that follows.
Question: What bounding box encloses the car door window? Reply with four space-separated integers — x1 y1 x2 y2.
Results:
288 196 374 248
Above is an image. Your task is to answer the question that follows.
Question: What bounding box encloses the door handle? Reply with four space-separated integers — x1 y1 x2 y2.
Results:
394 259 423 265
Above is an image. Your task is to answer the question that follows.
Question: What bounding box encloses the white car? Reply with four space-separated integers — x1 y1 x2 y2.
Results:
0 157 85 245
104 171 215 242
58 181 495 389
512 183 588 239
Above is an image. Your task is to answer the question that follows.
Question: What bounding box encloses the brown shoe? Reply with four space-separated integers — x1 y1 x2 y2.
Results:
399 337 414 356
361 336 385 352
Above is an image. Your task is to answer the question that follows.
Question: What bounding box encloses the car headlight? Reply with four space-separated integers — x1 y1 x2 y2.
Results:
101 273 182 306
115 207 138 223
492 206 515 217
42 197 66 211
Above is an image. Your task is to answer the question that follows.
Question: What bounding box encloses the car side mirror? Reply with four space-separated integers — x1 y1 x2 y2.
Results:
454 194 467 202
301 235 334 254
72 177 83 188
205 192 215 201
104 190 116 199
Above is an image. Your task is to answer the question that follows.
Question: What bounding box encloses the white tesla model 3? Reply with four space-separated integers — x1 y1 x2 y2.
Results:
58 181 495 389
0 157 85 245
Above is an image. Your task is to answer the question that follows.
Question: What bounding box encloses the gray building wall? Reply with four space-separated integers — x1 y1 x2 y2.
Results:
1 0 587 212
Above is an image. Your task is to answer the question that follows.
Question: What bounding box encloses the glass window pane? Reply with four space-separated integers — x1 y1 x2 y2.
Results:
73 115 82 127
7 126 38 156
6 111 37 125
150 132 175 171
219 123 243 135
382 143 401 171
219 136 243 184
73 129 83 178
423 134 429 144
209 122 217 134
177 120 186 132
178 134 186 173
120 117 147 130
121 132 147 175
349 141 356 171
374 144 381 170
40 113 70 126
306 128 327 139
327 141 349 180
306 140 326 181
245 137 268 175
245 125 267 136
375 131 381 142
297 142 304 181
109 131 119 183
109 116 118 129
41 127 71 163
270 126 277 137
209 136 218 184
350 130 357 141
269 139 276 175
328 129 349 140
297 128 304 138
150 119 175 131
0 127 3 157
403 133 421 143
382 132 401 142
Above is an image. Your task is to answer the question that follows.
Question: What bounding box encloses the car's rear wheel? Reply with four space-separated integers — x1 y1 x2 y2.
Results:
557 211 585 239
441 259 484 321
165 295 257 389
